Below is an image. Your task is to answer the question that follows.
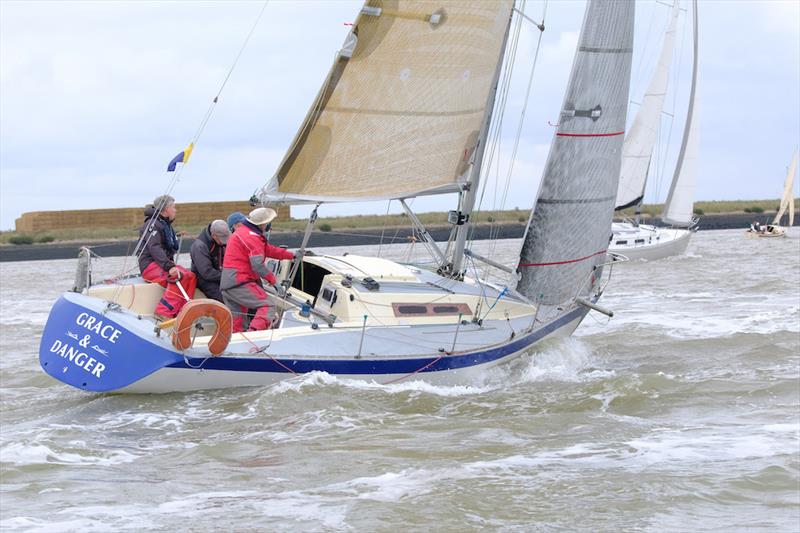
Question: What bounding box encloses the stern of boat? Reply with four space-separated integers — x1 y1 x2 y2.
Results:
39 292 183 392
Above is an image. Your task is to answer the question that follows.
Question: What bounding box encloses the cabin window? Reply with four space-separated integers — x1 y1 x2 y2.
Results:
615 240 628 245
634 239 645 244
395 305 429 316
321 287 337 305
392 303 472 317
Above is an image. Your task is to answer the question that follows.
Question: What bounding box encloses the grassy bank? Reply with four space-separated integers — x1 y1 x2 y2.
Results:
2 199 791 245
620 199 788 218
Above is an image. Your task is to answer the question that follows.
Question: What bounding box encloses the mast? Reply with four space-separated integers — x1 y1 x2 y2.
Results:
662 0 699 226
447 7 515 277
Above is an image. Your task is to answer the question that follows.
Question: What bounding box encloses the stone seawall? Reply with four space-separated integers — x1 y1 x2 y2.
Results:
1 212 795 263
14 202 290 233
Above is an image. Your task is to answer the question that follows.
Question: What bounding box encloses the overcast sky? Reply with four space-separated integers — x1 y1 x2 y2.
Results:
1 0 798 230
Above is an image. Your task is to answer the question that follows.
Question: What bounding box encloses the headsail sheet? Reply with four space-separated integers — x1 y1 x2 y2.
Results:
615 0 680 211
662 0 699 227
260 1 513 204
516 0 634 306
773 150 797 226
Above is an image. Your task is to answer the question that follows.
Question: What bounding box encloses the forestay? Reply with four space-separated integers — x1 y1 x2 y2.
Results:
259 1 513 204
516 0 634 306
662 0 699 227
773 150 797 226
615 0 680 211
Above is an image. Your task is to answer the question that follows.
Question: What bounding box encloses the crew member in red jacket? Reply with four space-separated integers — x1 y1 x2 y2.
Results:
221 207 295 332
138 195 196 320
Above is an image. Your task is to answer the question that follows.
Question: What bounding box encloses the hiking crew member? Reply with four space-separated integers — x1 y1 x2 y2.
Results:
221 207 294 332
138 195 196 319
190 219 230 302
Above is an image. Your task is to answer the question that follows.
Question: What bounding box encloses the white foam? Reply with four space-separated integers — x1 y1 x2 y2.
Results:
0 517 102 533
262 341 611 398
267 409 362 443
252 493 349 530
0 442 138 466
155 489 349 530
266 370 492 398
624 427 792 465
515 337 615 384
156 490 258 513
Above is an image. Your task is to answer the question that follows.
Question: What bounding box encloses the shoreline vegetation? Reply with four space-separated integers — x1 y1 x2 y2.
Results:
1 198 792 246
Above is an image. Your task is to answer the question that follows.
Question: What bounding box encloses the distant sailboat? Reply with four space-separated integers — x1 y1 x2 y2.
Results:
746 151 797 238
609 0 699 261
39 0 635 394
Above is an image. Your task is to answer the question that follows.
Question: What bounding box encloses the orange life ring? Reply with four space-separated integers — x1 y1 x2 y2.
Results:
171 299 232 356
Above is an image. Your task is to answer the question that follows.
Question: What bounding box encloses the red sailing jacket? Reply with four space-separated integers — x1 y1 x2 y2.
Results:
220 221 294 289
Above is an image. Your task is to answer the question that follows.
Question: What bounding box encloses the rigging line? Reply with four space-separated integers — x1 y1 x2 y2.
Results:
477 0 546 268
355 312 489 351
469 2 525 250
124 2 270 282
237 330 297 373
376 200 392 258
470 0 532 250
401 197 438 266
381 354 445 385
473 8 521 224
480 6 522 184
486 0 548 264
467 254 492 319
192 0 270 143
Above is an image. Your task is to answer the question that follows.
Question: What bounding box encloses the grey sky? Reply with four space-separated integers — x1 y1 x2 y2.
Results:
1 0 798 230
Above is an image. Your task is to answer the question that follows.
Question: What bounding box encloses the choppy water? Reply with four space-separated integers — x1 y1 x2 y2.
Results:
1 229 798 532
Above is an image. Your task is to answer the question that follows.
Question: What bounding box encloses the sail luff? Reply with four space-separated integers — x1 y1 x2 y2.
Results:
515 0 634 306
662 0 699 227
773 151 797 225
615 0 680 211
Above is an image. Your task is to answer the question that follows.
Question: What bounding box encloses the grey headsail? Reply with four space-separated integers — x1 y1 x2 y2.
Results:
516 0 634 305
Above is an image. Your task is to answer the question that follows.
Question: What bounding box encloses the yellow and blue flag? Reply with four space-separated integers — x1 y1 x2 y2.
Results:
167 143 194 172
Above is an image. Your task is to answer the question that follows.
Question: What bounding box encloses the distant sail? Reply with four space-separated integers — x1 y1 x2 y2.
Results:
662 0 699 227
516 0 634 305
615 0 680 211
773 151 797 226
260 1 513 204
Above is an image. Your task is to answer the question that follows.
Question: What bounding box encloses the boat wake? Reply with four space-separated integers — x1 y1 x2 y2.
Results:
259 337 612 399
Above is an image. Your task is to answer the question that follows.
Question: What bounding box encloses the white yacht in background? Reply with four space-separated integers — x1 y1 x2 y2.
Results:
610 0 699 261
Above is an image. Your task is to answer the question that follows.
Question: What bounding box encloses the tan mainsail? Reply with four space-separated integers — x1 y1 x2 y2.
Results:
773 151 797 227
260 1 513 204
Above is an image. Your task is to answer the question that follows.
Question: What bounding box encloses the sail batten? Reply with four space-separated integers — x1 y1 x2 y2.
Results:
259 1 514 205
516 0 634 306
615 0 680 211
